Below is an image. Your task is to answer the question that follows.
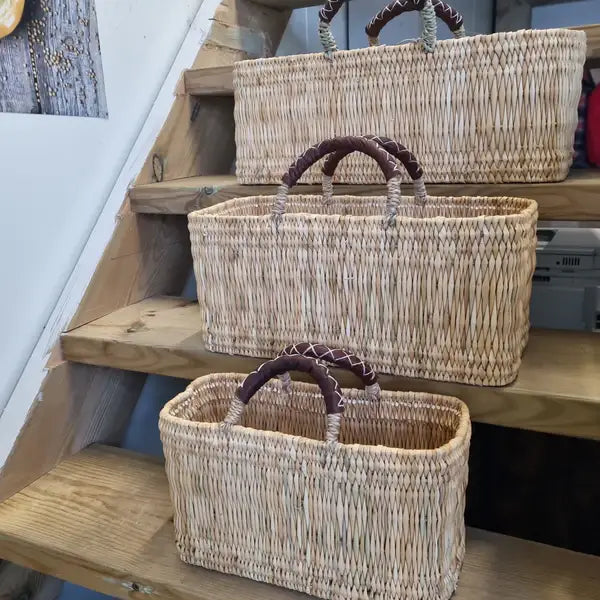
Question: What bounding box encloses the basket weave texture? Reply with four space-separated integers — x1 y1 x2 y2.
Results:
189 192 538 386
159 373 471 600
234 28 586 184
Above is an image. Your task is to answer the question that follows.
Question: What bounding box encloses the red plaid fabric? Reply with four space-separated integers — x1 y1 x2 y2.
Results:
573 70 594 168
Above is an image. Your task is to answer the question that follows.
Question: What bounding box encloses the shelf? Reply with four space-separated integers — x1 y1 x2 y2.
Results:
183 66 233 96
129 171 600 221
575 23 600 59
61 296 600 440
0 445 598 600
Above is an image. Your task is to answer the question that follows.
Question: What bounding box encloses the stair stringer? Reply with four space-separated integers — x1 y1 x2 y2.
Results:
0 0 291 505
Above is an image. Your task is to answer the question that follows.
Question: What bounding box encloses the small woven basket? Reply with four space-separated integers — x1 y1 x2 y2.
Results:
160 352 471 600
189 136 538 386
234 0 586 184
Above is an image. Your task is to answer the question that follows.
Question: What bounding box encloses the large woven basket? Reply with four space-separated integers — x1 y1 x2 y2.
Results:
189 136 538 386
234 0 586 184
159 352 472 600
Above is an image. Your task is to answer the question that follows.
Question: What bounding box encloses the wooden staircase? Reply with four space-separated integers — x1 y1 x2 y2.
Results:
0 2 599 598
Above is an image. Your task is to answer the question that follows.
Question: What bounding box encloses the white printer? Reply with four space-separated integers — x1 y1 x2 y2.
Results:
531 228 600 331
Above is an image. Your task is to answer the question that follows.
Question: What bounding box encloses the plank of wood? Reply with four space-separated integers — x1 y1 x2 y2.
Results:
0 0 107 117
128 171 600 221
136 0 290 185
61 297 600 440
0 362 143 503
1 445 599 600
184 66 234 95
68 212 192 330
576 23 600 59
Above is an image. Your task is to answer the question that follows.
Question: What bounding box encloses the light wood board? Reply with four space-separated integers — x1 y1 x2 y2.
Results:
128 171 600 222
578 23 600 59
60 296 600 440
184 66 234 95
0 361 143 504
1 445 599 600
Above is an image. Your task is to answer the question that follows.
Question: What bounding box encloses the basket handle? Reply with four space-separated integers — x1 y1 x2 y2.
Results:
321 135 427 205
366 0 466 52
272 136 402 225
319 0 347 56
277 343 381 401
225 355 345 442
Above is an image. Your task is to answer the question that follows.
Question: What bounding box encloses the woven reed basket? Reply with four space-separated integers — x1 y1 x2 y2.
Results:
234 0 586 184
159 351 472 600
189 136 538 386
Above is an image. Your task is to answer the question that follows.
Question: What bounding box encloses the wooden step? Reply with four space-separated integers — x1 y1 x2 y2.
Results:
254 0 324 7
60 296 600 440
129 172 600 221
578 23 600 59
184 23 599 97
0 444 598 600
183 66 233 96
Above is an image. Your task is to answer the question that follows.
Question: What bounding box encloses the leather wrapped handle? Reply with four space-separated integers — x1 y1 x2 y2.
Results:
283 136 400 189
318 0 347 55
319 0 346 24
237 355 345 415
273 136 403 226
278 343 380 401
323 135 423 181
366 0 465 50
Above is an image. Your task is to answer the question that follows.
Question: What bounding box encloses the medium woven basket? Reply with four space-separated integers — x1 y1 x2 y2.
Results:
189 136 538 386
159 352 472 600
234 0 586 184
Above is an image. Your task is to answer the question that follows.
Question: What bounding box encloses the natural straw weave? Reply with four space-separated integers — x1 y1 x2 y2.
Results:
159 370 471 600
234 5 586 183
189 136 538 386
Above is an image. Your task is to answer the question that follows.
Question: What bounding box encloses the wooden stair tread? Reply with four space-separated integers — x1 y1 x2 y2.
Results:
578 23 600 59
61 297 600 440
129 171 600 221
184 23 599 96
0 445 598 600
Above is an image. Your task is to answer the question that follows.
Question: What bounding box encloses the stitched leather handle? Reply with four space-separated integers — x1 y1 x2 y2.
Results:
322 135 423 181
273 136 403 225
279 343 378 387
237 355 345 415
319 0 346 24
318 0 347 54
366 0 465 49
283 136 401 188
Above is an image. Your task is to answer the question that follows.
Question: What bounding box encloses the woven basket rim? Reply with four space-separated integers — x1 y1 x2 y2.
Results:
189 194 538 223
159 374 471 458
233 27 586 69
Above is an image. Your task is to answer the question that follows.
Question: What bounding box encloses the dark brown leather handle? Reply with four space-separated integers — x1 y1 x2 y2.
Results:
319 0 346 24
237 355 345 415
278 343 378 387
322 135 423 181
282 136 401 189
366 0 464 39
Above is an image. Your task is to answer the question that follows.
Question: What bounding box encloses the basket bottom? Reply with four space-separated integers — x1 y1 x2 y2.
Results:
176 544 463 600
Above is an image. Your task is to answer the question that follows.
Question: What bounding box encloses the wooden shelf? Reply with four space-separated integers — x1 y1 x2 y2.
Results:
575 23 600 59
129 172 600 221
184 66 233 96
0 444 598 600
61 296 600 440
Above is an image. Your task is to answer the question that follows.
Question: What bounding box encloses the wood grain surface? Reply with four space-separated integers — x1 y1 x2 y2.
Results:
0 0 107 117
60 296 600 440
128 171 600 221
0 445 598 600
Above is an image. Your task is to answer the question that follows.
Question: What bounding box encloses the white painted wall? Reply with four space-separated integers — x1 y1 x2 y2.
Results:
0 0 208 416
